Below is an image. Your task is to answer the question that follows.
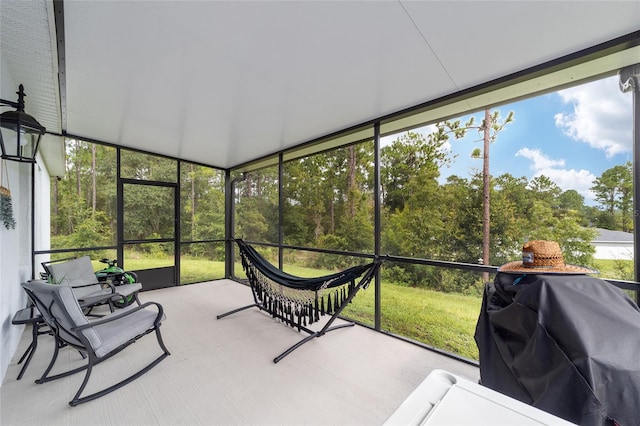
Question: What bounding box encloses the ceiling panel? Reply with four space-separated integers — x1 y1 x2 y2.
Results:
406 1 640 90
63 1 459 167
2 1 640 171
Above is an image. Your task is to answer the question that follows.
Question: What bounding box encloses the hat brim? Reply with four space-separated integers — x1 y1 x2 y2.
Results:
497 261 598 275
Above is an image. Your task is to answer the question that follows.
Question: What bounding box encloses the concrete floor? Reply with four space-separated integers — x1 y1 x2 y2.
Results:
1 279 479 426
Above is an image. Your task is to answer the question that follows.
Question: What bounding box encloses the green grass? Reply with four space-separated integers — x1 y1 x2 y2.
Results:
341 283 482 360
593 258 634 280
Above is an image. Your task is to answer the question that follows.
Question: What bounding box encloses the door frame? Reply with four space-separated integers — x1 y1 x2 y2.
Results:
117 174 180 290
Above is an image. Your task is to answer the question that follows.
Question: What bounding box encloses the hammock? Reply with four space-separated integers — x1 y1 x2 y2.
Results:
217 239 382 363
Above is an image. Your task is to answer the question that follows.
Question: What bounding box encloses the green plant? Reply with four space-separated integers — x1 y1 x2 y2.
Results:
0 187 16 229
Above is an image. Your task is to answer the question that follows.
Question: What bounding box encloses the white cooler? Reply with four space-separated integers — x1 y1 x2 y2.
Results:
384 369 575 425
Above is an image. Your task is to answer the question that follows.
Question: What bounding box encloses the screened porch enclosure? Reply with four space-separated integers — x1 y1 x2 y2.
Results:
3 2 640 421
34 33 640 363
38 68 640 362
40 134 495 362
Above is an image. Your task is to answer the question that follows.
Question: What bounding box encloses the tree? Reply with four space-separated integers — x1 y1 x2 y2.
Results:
380 131 454 259
523 201 597 267
591 162 633 231
468 109 515 279
381 130 455 212
528 175 562 209
558 189 584 212
235 167 278 242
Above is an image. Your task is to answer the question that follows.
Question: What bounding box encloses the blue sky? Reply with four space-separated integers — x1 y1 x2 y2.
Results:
383 75 634 206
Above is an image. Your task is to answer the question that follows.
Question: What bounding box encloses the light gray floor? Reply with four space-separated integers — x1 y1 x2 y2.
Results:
1 279 479 426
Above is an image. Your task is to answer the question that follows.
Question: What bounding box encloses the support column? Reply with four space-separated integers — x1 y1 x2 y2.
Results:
619 63 640 303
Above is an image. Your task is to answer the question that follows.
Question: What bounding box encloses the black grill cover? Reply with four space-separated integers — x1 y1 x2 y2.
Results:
475 273 640 425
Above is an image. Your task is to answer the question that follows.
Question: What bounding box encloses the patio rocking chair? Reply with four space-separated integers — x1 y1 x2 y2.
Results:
43 256 142 314
21 279 170 406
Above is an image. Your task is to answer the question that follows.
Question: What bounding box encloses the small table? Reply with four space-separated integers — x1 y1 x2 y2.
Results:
11 306 48 380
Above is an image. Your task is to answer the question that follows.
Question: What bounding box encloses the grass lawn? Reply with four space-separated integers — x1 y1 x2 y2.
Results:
341 283 482 360
593 258 634 280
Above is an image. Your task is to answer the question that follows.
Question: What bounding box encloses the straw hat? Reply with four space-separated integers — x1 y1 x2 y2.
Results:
498 240 597 274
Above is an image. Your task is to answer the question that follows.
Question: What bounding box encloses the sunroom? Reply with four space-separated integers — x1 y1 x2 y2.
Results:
1 1 640 424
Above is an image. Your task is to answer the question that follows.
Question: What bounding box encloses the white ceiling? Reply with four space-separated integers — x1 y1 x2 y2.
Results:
2 1 640 171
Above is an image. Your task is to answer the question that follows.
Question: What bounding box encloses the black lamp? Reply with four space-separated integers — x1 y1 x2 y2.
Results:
0 84 46 163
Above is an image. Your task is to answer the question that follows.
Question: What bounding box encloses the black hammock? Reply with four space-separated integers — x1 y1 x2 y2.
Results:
217 239 382 363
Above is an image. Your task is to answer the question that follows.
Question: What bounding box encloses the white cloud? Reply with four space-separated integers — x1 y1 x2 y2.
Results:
554 76 632 158
516 148 596 201
516 147 565 169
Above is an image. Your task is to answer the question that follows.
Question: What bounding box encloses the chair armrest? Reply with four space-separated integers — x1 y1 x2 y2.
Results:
72 301 165 331
77 292 115 308
69 281 117 293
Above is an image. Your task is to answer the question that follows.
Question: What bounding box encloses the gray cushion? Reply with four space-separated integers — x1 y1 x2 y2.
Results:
47 256 102 299
112 282 142 298
92 306 165 357
22 280 102 349
22 280 163 357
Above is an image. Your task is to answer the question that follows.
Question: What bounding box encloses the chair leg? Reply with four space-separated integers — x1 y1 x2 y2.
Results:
155 326 171 356
70 358 94 405
35 337 61 384
68 327 170 406
16 322 42 380
69 348 169 406
34 334 89 384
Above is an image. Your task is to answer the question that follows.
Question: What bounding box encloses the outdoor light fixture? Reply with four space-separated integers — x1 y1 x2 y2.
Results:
0 84 46 163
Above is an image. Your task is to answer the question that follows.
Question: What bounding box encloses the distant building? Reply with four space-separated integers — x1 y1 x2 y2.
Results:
592 228 634 260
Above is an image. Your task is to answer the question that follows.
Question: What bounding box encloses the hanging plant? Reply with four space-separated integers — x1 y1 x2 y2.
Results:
0 186 15 229
1 160 16 229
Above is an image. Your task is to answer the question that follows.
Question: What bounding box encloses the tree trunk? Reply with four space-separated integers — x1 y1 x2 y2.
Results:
482 109 491 282
91 144 97 213
330 198 335 234
53 178 58 234
245 174 252 197
191 163 196 240
348 145 357 218
75 140 81 197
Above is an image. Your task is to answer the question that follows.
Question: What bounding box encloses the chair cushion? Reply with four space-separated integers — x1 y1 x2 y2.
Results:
22 280 102 350
76 287 114 305
112 282 142 298
92 305 165 358
56 284 103 349
48 256 102 299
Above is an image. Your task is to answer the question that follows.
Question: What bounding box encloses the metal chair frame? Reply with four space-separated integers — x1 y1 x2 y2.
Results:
21 280 170 406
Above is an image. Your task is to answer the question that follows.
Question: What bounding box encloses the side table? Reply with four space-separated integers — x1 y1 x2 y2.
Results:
11 306 48 380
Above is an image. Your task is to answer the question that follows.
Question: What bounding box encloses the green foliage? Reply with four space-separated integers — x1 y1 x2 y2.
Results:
235 167 279 242
595 258 634 281
181 163 225 241
51 139 225 258
382 262 484 296
0 191 16 229
591 162 633 231
381 130 453 212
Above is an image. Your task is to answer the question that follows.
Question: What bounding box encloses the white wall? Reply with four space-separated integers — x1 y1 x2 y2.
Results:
0 162 32 385
593 242 634 261
0 60 52 385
